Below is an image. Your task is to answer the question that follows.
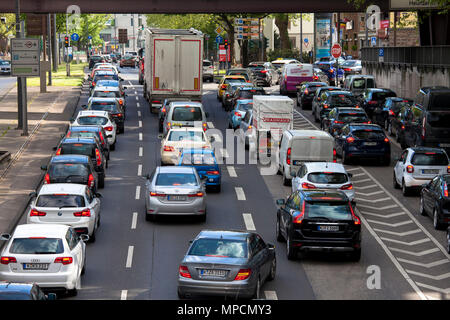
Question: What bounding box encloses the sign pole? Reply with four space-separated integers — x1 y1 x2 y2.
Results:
65 13 70 76
15 0 23 131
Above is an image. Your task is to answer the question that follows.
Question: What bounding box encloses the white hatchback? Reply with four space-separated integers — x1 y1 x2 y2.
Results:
291 162 355 202
0 224 88 296
71 110 117 150
27 184 101 241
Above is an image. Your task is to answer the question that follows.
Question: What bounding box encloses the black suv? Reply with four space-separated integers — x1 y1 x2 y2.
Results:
322 107 370 135
88 55 105 69
360 88 397 120
41 155 99 192
55 137 107 188
312 86 340 123
296 82 327 110
276 190 361 261
66 125 110 161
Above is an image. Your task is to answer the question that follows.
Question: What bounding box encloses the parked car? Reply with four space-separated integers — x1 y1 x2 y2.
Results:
144 166 207 222
311 86 341 123
177 230 276 299
276 190 361 261
341 59 362 75
420 174 450 230
202 60 214 82
0 224 89 296
163 101 209 136
360 88 397 121
322 107 370 135
280 63 314 96
393 147 450 196
71 110 117 150
84 97 125 134
248 61 279 86
228 99 253 130
0 60 11 75
0 282 55 300
335 123 391 165
296 82 327 110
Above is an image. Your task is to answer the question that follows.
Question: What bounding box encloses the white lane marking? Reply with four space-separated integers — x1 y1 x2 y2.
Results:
373 228 421 236
357 184 378 190
135 186 141 200
357 204 398 210
264 291 278 300
406 270 450 281
235 187 246 201
389 247 440 257
380 237 430 246
345 167 361 172
207 122 214 129
134 91 137 94
359 211 405 219
137 102 140 108
352 173 366 177
352 178 372 184
126 246 134 268
355 190 385 196
366 219 413 227
137 110 141 117
227 166 237 177
135 96 139 101
356 197 391 203
243 213 256 231
131 212 138 229
128 81 133 86
137 164 142 176
139 147 143 157
397 258 450 268
139 133 143 141
121 290 128 300
139 120 142 128
415 283 450 295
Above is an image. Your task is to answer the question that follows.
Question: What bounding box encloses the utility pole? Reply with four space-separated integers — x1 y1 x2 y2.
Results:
65 13 70 76
52 14 57 72
47 13 52 85
15 0 27 136
300 14 303 62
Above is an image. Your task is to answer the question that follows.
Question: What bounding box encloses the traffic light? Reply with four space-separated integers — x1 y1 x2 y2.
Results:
224 39 228 48
64 36 69 47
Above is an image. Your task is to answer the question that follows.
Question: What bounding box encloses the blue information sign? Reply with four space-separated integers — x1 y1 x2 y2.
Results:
215 35 223 44
71 33 80 41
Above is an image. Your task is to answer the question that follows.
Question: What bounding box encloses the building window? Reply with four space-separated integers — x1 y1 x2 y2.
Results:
131 18 134 27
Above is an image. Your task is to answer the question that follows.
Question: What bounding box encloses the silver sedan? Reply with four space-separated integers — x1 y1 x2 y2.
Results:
144 166 206 222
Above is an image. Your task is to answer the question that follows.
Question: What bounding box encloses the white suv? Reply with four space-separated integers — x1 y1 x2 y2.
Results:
394 147 450 196
203 60 214 82
291 162 355 202
71 110 117 150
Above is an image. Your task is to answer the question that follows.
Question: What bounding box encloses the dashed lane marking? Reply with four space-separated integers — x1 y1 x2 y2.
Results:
138 111 141 117
121 290 127 300
243 213 256 231
137 164 142 176
135 186 141 200
139 121 142 128
235 187 246 201
227 166 237 177
264 291 278 300
139 147 143 157
131 212 138 230
126 246 134 268
139 133 143 141
137 102 140 108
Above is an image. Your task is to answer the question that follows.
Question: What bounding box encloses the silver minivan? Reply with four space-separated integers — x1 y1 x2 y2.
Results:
163 101 209 136
343 75 377 98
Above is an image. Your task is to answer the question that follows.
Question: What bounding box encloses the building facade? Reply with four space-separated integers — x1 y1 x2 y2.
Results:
100 14 147 53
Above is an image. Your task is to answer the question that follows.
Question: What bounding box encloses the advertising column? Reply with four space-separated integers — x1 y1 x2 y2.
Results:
315 13 332 61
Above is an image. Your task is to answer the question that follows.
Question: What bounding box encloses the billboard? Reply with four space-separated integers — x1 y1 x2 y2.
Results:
315 18 331 60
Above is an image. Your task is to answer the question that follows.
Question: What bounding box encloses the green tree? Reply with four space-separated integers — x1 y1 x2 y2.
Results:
0 14 16 54
75 14 111 51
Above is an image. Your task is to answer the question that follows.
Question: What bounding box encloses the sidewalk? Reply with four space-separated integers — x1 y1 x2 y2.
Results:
0 84 84 236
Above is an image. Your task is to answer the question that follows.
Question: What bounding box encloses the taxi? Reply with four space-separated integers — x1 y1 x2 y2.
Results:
217 75 248 101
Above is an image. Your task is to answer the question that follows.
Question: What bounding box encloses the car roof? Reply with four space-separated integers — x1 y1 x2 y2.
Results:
69 126 102 132
181 148 214 155
94 71 116 75
239 87 264 91
419 86 449 94
287 129 332 138
167 127 204 132
12 224 70 238
93 86 120 91
327 90 353 95
366 88 394 92
304 162 347 173
0 282 34 292
301 189 349 201
336 107 365 113
38 183 87 196
348 123 383 130
224 75 246 79
50 155 90 163
305 82 328 86
236 99 253 104
77 110 109 117
196 230 250 240
409 147 448 154
61 137 96 144
157 166 196 174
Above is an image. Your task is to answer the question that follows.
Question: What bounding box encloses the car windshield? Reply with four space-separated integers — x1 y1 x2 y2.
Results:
172 107 203 121
237 103 253 112
352 129 386 140
330 94 356 106
203 61 212 67
91 56 102 61
68 131 97 140
240 90 265 99
168 131 205 142
308 172 348 184
305 201 352 220
0 61 9 65
411 153 448 166
36 195 85 208
155 173 198 186
9 238 64 254
123 55 134 60
181 153 216 165
0 292 32 300
342 60 357 67
93 91 120 98
429 93 450 110
77 116 108 125
60 144 94 156
188 238 248 258
49 163 88 177
338 113 368 122
90 103 119 113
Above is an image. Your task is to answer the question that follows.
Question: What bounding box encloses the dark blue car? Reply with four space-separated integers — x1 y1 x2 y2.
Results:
178 149 221 192
335 123 391 165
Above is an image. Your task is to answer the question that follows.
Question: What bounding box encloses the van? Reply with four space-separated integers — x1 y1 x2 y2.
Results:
343 75 376 97
278 130 336 186
163 101 209 135
280 64 314 96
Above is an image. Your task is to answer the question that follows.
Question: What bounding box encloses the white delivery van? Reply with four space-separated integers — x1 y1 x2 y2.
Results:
279 129 336 185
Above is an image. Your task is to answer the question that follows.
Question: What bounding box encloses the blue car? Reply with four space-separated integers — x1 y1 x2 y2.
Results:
178 148 221 192
0 282 56 300
316 61 344 86
334 123 391 165
228 99 253 129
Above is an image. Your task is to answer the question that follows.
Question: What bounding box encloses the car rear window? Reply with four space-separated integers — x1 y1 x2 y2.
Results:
352 129 386 140
188 238 247 258
60 144 94 157
411 153 448 166
172 107 203 121
0 293 32 300
228 72 249 81
9 238 64 254
237 103 253 112
49 163 89 177
181 153 216 165
391 100 412 112
68 131 98 141
342 60 357 67
155 173 198 186
329 94 357 106
308 172 348 184
36 195 85 208
372 91 396 101
77 116 108 125
93 91 120 98
90 103 119 113
168 131 205 142
94 74 118 81
353 78 375 89
203 61 212 67
224 78 246 85
338 113 368 122
305 201 352 220
429 93 450 110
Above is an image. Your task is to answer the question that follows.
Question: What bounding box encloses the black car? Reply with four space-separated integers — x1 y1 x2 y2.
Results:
88 55 105 69
318 90 360 124
66 125 110 161
248 61 279 87
55 138 106 188
0 283 56 300
322 107 370 135
360 88 397 120
296 82 327 110
420 174 450 230
383 97 413 132
312 86 340 122
228 87 265 112
85 99 125 134
41 155 99 192
335 123 391 165
276 190 361 261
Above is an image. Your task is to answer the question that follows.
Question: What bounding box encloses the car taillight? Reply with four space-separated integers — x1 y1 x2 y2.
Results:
384 137 389 143
333 148 337 163
234 112 241 117
30 209 46 216
163 146 174 152
118 100 123 105
448 166 450 174
92 82 95 87
188 192 204 197
150 192 166 197
161 107 166 113
234 268 251 281
260 70 268 74
44 173 50 184
406 165 414 173
152 100 160 104
368 100 377 105
389 110 395 116
55 148 61 155
203 123 207 131
313 75 318 80
349 202 361 225
302 182 316 189
341 184 353 190
88 174 94 188
179 265 192 278
73 209 91 217
286 147 291 165
323 105 329 109
444 183 449 197
344 68 351 72
347 137 355 143
99 132 105 143
167 122 171 129
54 257 73 265
207 171 220 175
94 148 101 166
0 257 17 265
334 120 344 124
105 126 113 131
220 84 227 90
304 89 309 95
293 201 306 224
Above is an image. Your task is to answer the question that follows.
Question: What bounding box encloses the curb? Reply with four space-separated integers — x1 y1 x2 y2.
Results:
0 151 11 166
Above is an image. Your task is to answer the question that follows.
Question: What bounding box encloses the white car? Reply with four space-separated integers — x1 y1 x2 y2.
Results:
160 128 212 165
88 86 126 109
27 184 101 241
394 147 450 196
163 101 208 136
0 224 88 296
71 110 117 150
91 63 120 75
291 162 355 202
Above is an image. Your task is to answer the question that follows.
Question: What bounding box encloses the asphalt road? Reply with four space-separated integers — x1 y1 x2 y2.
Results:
16 66 450 300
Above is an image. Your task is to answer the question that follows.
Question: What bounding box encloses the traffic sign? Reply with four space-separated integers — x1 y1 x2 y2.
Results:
71 33 80 41
11 38 40 77
215 35 223 44
88 35 92 40
215 26 223 34
331 43 342 58
379 48 384 62
371 37 377 47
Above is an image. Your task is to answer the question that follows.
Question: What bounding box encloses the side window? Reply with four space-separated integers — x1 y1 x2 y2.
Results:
292 193 301 210
320 93 327 101
285 193 295 209
86 187 94 203
65 230 72 249
401 150 408 163
254 235 266 253
249 235 258 256
411 107 422 123
68 228 79 250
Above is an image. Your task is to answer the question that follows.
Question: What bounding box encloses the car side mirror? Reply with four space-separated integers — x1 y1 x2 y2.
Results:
348 173 353 178
40 165 47 171
81 105 87 109
52 146 57 151
189 240 194 244
80 234 89 242
157 134 163 139
123 86 127 90
276 199 285 206
0 233 11 241
70 118 75 123
205 112 209 118
46 293 57 300
267 243 275 250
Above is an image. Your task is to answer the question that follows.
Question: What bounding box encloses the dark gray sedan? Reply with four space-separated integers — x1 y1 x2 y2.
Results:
177 230 276 299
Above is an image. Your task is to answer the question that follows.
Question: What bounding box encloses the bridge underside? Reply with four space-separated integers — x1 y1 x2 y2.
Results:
1 0 390 14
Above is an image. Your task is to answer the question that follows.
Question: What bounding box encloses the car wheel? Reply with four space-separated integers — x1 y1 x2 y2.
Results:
67 288 78 297
393 171 400 189
283 173 291 186
198 211 207 223
276 215 285 242
98 176 105 189
433 208 444 230
215 185 221 193
89 228 96 243
419 196 427 216
402 180 410 196
267 258 276 281
286 232 297 260
342 150 350 165
384 118 389 131
350 248 361 262
177 288 186 299
81 257 86 275
110 141 116 151
252 277 261 299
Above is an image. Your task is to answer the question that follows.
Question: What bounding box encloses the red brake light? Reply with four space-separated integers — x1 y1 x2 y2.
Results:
234 268 251 281
346 137 355 143
323 105 329 109
105 126 113 131
150 192 166 197
221 84 227 90
389 110 395 116
44 173 50 184
344 68 351 72
406 165 414 173
340 183 353 190
188 192 204 197
54 257 73 265
202 123 207 131
287 147 291 165
384 137 389 143
118 100 123 105
55 148 61 155
334 120 344 124
88 174 94 188
99 131 105 143
447 166 450 174
349 202 361 225
444 183 449 197
368 101 377 105
333 148 337 163
207 171 220 175
179 265 192 278
293 201 306 224
73 209 91 217
234 112 241 117
161 107 166 113
0 257 17 265
30 209 46 217
302 182 316 189
163 146 174 152
304 89 309 95
260 70 268 74
95 148 102 166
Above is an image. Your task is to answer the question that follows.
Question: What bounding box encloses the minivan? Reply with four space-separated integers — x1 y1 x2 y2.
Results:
343 75 377 97
278 130 336 186
163 101 209 136
280 64 314 96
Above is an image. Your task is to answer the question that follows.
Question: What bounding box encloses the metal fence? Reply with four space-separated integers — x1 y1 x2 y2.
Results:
361 46 450 68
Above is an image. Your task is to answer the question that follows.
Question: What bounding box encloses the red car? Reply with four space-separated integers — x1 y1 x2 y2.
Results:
120 55 136 68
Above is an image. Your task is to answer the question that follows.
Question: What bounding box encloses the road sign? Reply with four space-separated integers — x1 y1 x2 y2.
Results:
331 43 342 58
11 38 40 77
235 18 259 26
371 36 377 47
71 33 80 41
379 48 384 62
219 44 226 62
88 35 92 40
380 20 390 29
118 29 128 44
215 35 223 44
11 51 39 64
390 0 439 10
215 26 223 34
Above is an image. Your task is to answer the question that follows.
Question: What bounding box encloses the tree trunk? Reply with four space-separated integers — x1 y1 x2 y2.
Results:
274 14 291 50
218 14 235 66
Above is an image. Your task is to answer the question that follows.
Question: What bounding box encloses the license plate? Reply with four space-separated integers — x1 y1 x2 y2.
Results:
439 143 450 147
23 263 49 270
168 195 186 201
318 225 339 232
200 269 227 277
363 142 377 146
209 178 214 182
422 169 439 174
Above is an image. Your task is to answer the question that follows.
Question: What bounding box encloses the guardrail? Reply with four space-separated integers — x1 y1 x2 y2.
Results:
361 46 450 69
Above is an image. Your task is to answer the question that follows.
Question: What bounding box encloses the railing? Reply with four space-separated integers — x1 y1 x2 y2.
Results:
361 46 450 68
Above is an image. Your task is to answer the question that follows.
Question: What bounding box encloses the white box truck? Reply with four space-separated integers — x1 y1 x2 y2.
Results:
143 28 204 113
